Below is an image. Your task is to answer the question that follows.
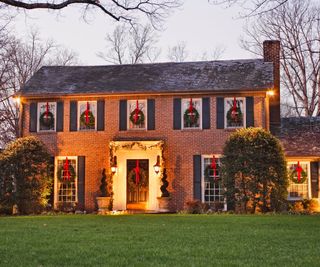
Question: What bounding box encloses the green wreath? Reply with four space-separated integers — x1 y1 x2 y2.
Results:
80 110 95 129
57 164 76 183
204 165 220 181
226 106 243 126
184 107 200 127
129 109 145 125
39 111 54 128
127 168 148 191
289 168 307 184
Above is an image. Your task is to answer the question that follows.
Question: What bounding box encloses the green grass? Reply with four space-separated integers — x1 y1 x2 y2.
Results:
0 214 319 267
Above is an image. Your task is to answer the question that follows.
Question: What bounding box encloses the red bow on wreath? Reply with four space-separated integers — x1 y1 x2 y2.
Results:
134 100 140 123
189 98 194 122
211 155 217 178
296 161 302 182
231 97 237 119
63 157 71 180
134 160 140 185
85 102 90 124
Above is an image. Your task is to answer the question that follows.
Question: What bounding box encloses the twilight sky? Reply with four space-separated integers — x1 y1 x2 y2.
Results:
12 0 254 65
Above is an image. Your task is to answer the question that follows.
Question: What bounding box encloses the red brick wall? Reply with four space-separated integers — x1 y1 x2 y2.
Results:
22 94 267 211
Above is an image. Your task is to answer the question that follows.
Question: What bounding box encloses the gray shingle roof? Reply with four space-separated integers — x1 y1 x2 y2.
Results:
19 59 274 96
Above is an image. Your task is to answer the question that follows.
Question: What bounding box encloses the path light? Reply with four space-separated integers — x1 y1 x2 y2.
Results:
111 156 117 174
153 155 161 174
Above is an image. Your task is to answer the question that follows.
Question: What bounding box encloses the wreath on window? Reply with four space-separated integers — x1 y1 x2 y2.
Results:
129 109 145 125
39 111 54 128
204 165 220 181
57 164 76 183
226 105 243 125
80 111 95 128
289 167 307 184
127 167 148 191
183 107 200 127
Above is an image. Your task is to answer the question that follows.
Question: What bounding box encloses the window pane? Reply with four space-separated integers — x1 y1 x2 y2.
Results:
79 101 96 130
225 98 244 128
39 102 56 131
288 163 308 199
57 158 77 205
203 157 223 204
128 100 147 129
182 99 201 128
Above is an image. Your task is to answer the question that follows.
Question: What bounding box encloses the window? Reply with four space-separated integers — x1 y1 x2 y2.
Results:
202 156 224 204
55 157 77 205
182 98 202 129
78 101 97 130
287 162 310 200
38 102 56 131
128 100 147 130
224 97 245 128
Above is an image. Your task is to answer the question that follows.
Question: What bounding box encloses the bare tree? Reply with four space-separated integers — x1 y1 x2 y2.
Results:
200 45 226 61
241 0 320 117
167 41 188 62
97 24 160 64
0 30 79 147
0 0 181 27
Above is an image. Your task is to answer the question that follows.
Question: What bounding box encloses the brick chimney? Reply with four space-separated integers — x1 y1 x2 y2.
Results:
263 40 280 133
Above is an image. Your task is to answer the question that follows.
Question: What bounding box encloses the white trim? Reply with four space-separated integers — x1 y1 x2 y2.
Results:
224 97 246 129
54 156 78 209
77 101 97 131
37 102 57 132
287 161 311 200
127 99 148 131
181 98 202 130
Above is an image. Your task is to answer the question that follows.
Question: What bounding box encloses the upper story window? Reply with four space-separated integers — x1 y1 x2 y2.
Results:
287 161 310 200
128 100 147 130
224 97 245 129
38 102 56 132
182 98 202 129
78 101 97 131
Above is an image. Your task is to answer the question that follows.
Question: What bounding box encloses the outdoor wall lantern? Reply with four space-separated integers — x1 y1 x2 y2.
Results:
153 155 161 174
111 156 117 174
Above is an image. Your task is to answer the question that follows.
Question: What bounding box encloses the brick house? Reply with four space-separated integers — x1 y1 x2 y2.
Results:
16 40 320 212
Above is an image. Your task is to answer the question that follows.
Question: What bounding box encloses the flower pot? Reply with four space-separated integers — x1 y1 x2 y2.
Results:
96 197 111 212
157 197 171 212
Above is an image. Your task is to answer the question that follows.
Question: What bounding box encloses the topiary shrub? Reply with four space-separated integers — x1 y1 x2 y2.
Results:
221 128 288 213
0 136 53 214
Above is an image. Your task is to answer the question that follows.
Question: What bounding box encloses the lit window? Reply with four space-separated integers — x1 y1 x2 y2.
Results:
287 162 310 199
78 101 97 131
202 156 224 204
55 157 77 205
224 97 245 128
38 102 56 131
182 98 202 129
128 100 147 130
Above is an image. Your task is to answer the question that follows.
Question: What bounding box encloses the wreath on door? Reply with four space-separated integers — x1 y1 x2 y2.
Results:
127 168 148 191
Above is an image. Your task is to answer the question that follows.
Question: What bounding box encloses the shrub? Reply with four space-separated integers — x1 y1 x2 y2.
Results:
222 128 288 213
185 200 209 214
0 136 53 214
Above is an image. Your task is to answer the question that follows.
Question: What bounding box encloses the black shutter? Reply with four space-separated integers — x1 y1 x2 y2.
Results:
119 100 127 131
216 97 224 129
311 162 319 198
56 101 64 132
69 101 78 132
193 155 202 201
246 97 254 127
173 98 181 130
147 99 155 130
29 102 37 132
202 97 210 129
97 100 105 131
77 156 85 210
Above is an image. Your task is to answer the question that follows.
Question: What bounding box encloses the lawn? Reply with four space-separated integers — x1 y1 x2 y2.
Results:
0 214 319 267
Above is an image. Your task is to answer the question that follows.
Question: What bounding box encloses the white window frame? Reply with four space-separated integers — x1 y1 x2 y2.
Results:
77 101 97 131
201 154 227 211
54 156 78 208
287 161 311 200
127 99 148 130
181 98 202 130
37 102 57 132
224 97 246 129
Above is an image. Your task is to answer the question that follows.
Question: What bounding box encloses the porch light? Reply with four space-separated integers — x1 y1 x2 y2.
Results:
111 156 117 173
153 155 161 174
267 90 275 97
13 96 21 105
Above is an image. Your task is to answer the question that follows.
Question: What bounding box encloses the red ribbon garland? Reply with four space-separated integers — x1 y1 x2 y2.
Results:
134 100 140 123
189 98 194 122
46 102 49 119
134 160 140 185
85 102 90 124
231 97 237 119
296 161 302 182
63 157 71 180
211 155 217 178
